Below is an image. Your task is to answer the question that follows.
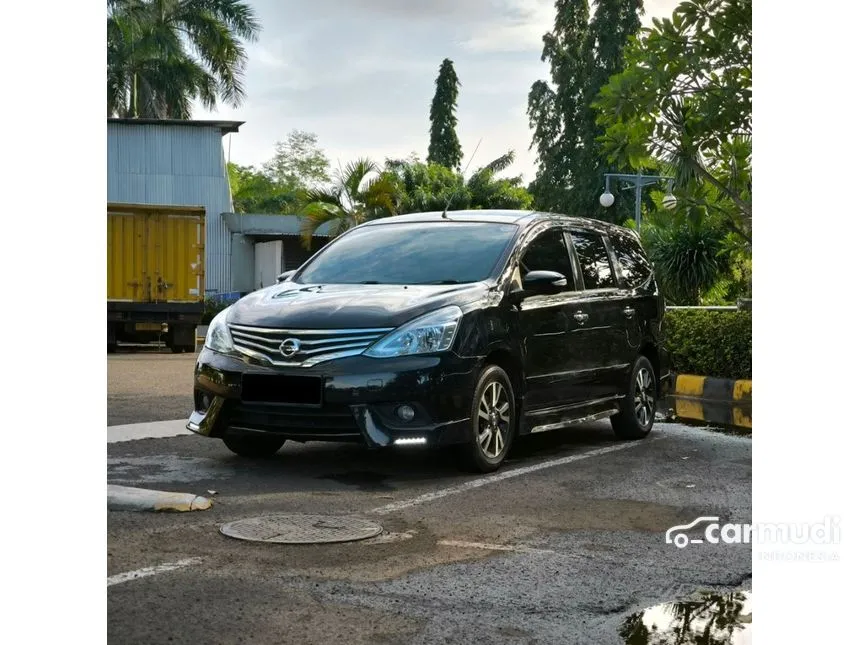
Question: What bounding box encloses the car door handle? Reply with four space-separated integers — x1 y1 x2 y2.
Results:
573 311 589 323
623 307 636 319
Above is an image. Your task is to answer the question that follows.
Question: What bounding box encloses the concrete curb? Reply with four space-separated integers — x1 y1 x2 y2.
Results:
108 484 213 512
669 374 752 429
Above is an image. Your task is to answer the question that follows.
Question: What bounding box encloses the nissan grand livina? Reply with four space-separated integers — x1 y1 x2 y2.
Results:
187 210 668 472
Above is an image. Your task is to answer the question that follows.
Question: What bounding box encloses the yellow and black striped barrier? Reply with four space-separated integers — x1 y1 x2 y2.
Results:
669 374 752 429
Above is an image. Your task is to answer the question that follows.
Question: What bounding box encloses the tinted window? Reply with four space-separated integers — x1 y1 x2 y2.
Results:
519 230 574 286
570 231 616 290
295 222 517 285
610 232 652 288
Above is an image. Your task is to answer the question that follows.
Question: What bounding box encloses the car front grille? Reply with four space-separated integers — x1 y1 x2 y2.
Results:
228 324 394 367
223 401 362 440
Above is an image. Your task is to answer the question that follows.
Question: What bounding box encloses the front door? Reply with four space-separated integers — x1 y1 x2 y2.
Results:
516 228 581 412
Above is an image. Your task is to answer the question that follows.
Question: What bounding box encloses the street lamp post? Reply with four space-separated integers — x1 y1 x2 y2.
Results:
600 172 676 231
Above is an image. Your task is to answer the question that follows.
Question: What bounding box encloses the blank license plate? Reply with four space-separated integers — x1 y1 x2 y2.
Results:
241 374 323 405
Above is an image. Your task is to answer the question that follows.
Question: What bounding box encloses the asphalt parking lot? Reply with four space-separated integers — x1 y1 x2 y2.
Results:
108 351 198 426
107 352 752 644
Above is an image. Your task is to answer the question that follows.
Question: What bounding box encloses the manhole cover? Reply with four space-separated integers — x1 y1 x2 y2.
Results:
219 514 383 544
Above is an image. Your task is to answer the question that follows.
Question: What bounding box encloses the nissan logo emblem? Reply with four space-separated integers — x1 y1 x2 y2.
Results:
279 338 301 358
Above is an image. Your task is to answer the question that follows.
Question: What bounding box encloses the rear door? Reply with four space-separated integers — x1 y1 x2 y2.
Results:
566 229 631 400
148 211 206 303
606 230 656 356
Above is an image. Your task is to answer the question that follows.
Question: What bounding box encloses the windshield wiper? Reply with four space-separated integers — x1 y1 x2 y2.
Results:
421 279 463 285
358 280 380 284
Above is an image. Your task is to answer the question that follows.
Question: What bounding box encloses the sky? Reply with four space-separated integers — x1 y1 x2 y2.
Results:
197 0 682 184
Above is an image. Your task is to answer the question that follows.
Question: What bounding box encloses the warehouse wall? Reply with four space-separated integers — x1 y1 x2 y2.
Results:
107 122 234 294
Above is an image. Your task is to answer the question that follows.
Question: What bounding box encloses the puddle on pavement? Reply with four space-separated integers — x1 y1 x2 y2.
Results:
671 417 752 438
620 590 751 644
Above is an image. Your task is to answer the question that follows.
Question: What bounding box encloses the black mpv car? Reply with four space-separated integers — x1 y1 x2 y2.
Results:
188 210 668 472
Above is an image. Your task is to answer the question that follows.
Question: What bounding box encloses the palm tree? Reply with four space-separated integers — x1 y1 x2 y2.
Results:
298 159 398 249
107 0 260 118
467 150 533 210
639 188 733 305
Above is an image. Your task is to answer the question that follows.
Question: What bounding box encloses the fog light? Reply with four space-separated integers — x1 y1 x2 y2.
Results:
394 437 426 446
396 405 415 422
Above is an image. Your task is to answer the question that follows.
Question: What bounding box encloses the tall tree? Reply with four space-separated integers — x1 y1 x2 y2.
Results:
227 163 298 214
228 131 331 214
527 0 642 219
427 58 463 170
107 0 260 119
594 0 752 242
264 130 330 189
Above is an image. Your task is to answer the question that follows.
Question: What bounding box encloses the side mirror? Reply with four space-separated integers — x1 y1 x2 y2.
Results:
510 270 568 304
523 270 568 293
276 270 296 284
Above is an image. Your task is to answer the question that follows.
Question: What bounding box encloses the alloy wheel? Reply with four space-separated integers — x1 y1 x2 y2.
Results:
477 380 511 459
633 367 656 426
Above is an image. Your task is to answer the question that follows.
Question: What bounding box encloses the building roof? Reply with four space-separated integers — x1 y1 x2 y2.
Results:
221 213 334 237
108 117 244 135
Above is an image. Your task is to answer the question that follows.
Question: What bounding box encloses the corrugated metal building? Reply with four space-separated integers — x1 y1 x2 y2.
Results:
221 214 334 294
107 118 242 295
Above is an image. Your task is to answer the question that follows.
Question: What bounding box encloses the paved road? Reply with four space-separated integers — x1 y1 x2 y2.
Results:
107 354 752 644
108 352 198 426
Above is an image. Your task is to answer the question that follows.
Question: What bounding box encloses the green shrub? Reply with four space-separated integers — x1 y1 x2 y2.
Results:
201 297 232 325
663 309 751 380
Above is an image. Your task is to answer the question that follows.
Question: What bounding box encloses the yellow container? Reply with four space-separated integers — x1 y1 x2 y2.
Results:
107 204 205 303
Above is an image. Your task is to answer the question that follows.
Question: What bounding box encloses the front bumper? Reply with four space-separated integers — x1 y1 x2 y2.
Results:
187 348 480 448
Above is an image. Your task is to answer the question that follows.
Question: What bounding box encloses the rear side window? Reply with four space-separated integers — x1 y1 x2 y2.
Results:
610 232 652 288
519 230 574 287
569 231 616 290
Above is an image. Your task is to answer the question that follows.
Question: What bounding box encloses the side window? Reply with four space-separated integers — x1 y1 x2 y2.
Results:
569 231 616 290
519 230 574 288
610 232 652 289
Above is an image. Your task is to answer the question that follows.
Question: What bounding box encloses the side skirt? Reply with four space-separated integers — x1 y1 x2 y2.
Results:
521 397 623 435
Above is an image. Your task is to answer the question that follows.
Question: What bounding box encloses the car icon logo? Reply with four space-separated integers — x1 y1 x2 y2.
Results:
665 516 720 548
279 338 301 358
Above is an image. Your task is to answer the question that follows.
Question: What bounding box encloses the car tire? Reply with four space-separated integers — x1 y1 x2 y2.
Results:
458 365 517 473
611 355 657 439
222 434 286 458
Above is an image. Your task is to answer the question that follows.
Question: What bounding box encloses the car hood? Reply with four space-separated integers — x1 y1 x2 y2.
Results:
226 282 489 329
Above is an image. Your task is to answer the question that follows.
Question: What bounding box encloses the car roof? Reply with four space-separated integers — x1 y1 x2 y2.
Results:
362 209 638 238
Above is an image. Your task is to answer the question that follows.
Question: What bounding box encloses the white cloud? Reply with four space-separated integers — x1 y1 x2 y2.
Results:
462 0 555 53
198 0 685 185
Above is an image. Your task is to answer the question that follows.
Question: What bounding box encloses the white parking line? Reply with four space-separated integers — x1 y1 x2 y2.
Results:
370 439 660 515
107 557 203 587
437 540 557 555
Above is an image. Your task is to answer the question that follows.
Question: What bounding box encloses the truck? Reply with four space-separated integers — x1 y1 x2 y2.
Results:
107 203 206 353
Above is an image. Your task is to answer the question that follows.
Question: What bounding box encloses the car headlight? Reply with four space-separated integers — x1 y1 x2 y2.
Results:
205 307 235 354
364 306 462 358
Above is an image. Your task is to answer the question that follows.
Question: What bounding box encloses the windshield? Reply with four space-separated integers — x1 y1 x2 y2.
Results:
295 222 518 285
